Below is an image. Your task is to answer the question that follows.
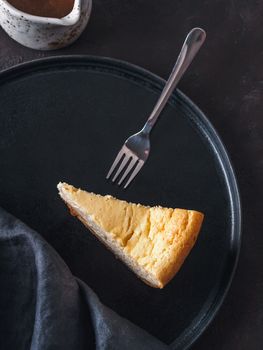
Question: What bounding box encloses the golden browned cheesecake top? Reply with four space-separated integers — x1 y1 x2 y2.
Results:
58 182 204 287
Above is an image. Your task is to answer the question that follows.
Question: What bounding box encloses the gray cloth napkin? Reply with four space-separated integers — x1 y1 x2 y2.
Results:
0 207 169 350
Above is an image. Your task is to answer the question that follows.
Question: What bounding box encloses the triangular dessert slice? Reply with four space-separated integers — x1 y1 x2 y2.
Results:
57 182 204 288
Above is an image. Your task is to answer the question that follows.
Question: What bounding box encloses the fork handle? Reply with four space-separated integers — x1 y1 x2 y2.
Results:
142 27 206 134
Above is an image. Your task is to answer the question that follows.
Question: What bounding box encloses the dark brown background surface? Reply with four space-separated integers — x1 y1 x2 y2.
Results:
0 0 262 349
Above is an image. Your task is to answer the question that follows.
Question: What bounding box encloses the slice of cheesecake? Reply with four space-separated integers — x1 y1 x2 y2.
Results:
57 182 204 288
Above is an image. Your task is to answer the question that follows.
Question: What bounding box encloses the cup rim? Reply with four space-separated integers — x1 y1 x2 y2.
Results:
0 0 82 25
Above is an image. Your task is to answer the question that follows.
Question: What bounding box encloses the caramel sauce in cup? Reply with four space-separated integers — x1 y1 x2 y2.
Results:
7 0 74 18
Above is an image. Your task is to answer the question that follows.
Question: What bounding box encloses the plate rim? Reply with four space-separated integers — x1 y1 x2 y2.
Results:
0 55 242 349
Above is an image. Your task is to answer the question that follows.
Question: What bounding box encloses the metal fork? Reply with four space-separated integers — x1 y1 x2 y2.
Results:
106 27 206 188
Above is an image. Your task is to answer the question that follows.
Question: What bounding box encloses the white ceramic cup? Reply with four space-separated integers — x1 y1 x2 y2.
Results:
0 0 92 50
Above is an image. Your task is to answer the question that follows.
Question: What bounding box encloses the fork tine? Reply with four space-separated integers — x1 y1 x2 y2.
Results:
106 150 125 179
123 160 144 188
118 157 138 185
112 154 131 182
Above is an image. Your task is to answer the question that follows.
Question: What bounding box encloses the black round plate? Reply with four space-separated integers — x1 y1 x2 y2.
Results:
0 56 241 349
